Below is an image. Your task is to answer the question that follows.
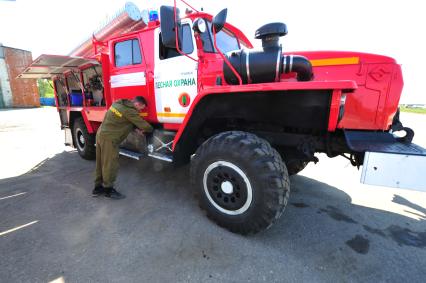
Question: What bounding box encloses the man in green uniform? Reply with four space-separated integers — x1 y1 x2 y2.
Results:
93 96 153 199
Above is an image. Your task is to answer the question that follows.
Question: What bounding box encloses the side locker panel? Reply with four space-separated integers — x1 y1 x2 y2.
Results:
59 109 68 127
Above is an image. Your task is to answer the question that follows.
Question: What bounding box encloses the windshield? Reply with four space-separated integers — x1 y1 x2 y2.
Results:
203 21 240 53
216 28 240 53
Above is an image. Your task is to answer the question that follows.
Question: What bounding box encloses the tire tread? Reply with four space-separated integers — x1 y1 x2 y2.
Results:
190 131 290 235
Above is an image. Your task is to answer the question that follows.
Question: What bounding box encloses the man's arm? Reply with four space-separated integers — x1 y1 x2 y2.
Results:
125 110 153 133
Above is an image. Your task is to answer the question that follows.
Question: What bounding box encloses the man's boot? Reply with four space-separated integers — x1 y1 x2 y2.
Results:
92 185 105 197
104 187 125 199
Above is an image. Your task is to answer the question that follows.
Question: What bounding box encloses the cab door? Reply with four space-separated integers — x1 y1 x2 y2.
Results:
154 20 198 124
109 35 148 105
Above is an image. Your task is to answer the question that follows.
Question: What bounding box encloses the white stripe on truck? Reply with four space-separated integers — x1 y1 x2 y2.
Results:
110 72 146 88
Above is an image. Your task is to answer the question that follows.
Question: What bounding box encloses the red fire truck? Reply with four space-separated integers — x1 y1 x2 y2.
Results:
20 1 425 234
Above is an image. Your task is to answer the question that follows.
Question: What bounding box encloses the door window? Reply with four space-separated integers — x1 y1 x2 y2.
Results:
115 39 142 67
159 24 194 60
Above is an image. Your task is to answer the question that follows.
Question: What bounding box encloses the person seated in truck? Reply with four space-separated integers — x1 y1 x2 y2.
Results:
93 96 153 199
89 75 104 106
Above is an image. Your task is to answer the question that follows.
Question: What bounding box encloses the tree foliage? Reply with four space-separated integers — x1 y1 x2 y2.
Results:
37 79 54 98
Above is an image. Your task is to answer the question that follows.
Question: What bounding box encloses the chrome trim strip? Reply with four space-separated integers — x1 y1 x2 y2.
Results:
282 55 287 73
148 153 173 162
119 151 141 160
245 50 251 84
275 48 281 81
289 55 294 73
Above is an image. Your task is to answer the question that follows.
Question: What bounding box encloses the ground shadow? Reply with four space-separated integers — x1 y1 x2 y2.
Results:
393 194 426 219
1 150 425 282
267 175 426 249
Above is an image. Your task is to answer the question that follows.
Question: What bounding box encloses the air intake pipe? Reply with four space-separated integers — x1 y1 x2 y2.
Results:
223 22 313 85
282 54 313 82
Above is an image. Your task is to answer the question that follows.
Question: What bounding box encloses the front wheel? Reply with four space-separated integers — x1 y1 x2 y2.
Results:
190 131 290 235
286 160 309 176
73 117 96 160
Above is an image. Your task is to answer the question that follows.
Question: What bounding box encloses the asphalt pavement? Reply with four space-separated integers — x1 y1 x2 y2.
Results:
0 108 425 283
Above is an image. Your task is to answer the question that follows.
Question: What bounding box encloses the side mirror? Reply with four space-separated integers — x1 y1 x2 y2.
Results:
160 5 182 48
193 18 207 34
211 8 227 34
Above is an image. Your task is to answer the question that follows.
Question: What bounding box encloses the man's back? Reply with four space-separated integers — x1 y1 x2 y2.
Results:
98 99 153 144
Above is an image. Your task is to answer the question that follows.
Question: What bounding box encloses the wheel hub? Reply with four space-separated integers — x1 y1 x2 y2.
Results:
76 129 85 151
203 161 253 215
79 133 85 145
221 181 234 194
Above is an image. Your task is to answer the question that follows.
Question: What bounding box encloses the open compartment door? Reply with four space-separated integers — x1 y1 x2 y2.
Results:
17 54 99 79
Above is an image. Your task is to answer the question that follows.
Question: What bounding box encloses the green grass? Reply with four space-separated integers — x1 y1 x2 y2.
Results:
400 106 426 114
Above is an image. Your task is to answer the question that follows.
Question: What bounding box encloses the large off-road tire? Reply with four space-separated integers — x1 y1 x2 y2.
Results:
73 117 96 160
286 160 308 176
190 131 290 235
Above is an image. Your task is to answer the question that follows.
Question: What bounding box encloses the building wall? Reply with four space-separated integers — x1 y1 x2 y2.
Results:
3 47 39 107
0 58 13 107
0 44 13 107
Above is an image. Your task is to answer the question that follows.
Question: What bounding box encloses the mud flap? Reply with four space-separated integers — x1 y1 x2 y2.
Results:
344 130 426 191
64 128 73 146
361 152 426 191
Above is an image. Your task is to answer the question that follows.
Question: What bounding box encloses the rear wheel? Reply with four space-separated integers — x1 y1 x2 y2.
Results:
190 131 290 235
73 117 96 160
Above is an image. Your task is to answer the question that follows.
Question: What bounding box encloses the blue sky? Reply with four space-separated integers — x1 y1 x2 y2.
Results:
0 0 424 103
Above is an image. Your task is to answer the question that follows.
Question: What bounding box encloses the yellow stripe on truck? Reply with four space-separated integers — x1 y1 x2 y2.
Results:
310 57 359 67
157 112 186 118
